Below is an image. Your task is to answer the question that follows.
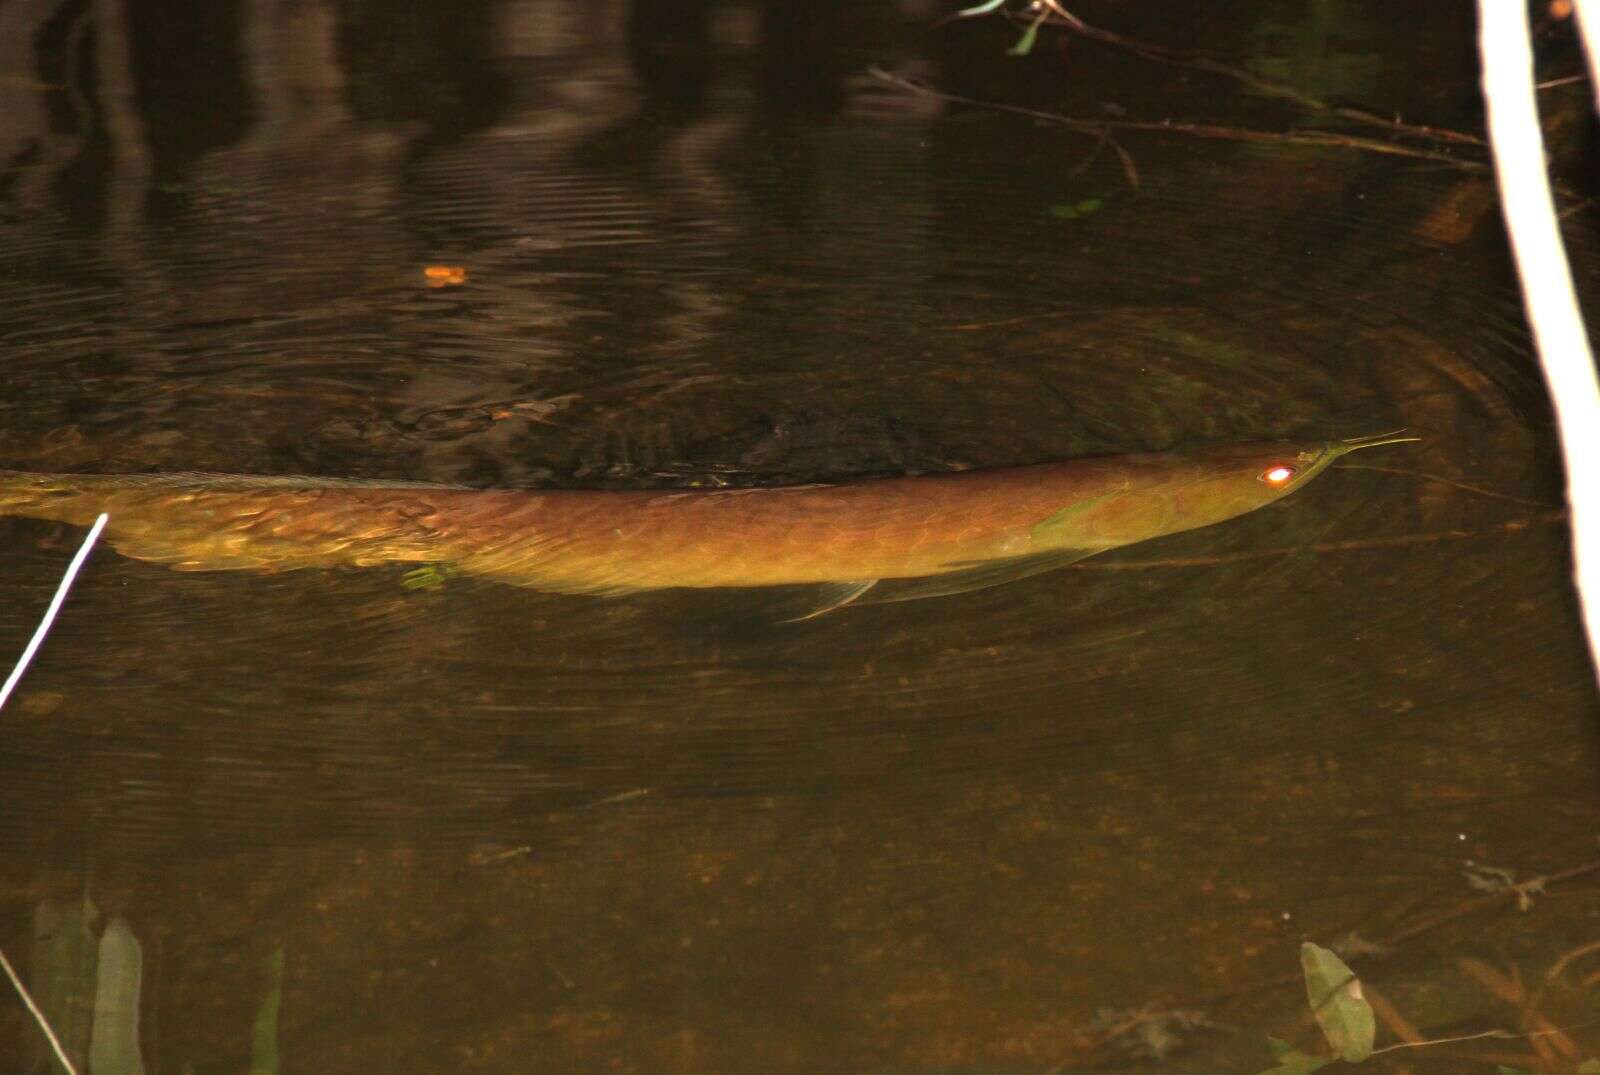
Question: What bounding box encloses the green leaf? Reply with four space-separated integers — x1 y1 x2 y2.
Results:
401 564 453 590
1577 1062 1600 1075
248 947 284 1075
1261 1037 1332 1074
90 917 145 1075
30 896 99 1075
953 0 1008 17
1049 197 1104 220
1300 942 1375 1063
1497 1067 1535 1075
1007 20 1040 56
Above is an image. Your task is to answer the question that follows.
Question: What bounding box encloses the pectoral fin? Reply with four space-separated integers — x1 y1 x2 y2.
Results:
866 549 1099 604
782 579 878 622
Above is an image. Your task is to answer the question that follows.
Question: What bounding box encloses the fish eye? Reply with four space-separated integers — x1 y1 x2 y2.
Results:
1260 465 1297 485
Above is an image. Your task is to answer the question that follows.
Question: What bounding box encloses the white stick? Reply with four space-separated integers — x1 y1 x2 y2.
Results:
0 944 81 1075
0 513 108 714
1478 1 1600 676
1575 1 1600 115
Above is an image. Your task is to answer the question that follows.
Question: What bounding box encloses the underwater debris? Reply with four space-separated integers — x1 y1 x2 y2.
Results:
1085 1003 1218 1060
1462 862 1547 911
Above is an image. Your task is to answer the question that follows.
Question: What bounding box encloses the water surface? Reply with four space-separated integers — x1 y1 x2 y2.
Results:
2 2 1598 1072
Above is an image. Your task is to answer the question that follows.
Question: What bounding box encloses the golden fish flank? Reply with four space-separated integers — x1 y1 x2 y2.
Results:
0 433 1416 617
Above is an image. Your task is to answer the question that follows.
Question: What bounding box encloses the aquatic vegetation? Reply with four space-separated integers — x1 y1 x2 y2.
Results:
1299 943 1374 1064
1048 197 1103 220
399 563 455 591
248 948 285 1075
88 919 144 1075
1253 941 1600 1075
4 902 278 1075
4 899 149 1075
27 897 97 1073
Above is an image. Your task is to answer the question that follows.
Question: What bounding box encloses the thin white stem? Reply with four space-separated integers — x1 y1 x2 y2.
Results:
0 945 81 1075
1478 2 1600 678
0 513 108 714
1575 2 1600 115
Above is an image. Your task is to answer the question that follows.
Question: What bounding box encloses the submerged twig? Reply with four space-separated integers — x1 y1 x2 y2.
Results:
941 2 1486 150
1064 10 1481 148
1335 462 1561 509
1537 73 1590 90
0 946 81 1075
1384 859 1600 950
1184 858 1600 1011
867 68 1486 173
1361 981 1425 1046
0 512 107 714
1456 958 1585 1063
1547 939 1600 982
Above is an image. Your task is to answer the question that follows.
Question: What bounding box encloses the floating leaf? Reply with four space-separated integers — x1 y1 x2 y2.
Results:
1300 942 1375 1063
423 265 467 287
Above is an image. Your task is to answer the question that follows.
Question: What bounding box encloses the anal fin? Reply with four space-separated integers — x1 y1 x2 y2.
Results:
865 548 1099 605
782 579 878 622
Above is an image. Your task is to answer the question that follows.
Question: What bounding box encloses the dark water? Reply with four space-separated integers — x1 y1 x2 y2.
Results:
2 2 1598 1072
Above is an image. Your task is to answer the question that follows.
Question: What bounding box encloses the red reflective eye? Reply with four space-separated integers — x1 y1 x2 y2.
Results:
1261 465 1296 485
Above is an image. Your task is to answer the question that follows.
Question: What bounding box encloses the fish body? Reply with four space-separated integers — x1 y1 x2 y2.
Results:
0 434 1411 609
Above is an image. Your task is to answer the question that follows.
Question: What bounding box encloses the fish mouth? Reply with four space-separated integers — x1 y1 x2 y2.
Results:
1330 429 1422 459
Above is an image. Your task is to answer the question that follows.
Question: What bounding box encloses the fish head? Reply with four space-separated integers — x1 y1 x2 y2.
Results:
1030 431 1418 551
1177 431 1420 525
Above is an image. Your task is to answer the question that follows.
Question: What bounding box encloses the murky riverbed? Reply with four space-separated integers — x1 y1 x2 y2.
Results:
2 2 1598 1072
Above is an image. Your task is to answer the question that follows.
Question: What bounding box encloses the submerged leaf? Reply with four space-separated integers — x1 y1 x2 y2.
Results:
1578 1062 1600 1075
1264 1036 1333 1072
89 917 146 1075
1261 1052 1333 1075
1049 198 1105 220
953 0 1008 17
1300 942 1375 1063
1008 21 1040 56
248 948 284 1075
30 896 99 1075
401 564 454 591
